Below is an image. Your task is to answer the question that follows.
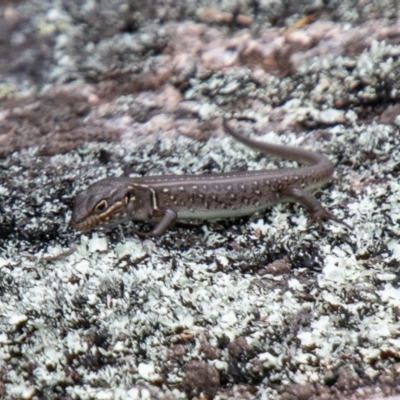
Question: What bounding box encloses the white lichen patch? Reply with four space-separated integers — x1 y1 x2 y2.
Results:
8 314 28 326
114 239 147 260
87 233 108 253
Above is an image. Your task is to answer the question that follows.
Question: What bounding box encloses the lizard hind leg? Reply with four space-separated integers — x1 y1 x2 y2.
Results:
280 186 350 230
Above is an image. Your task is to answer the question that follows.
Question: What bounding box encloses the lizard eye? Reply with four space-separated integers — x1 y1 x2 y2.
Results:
124 191 135 205
95 200 108 212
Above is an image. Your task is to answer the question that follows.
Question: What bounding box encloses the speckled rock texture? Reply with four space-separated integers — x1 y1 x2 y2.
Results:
1 0 400 399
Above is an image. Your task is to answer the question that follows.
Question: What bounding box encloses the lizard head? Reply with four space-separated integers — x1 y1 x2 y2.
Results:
69 179 137 231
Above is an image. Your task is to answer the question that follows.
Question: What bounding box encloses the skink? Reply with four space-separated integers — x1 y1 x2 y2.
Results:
69 119 348 237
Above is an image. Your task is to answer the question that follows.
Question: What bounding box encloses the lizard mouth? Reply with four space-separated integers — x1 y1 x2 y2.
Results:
69 215 101 231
